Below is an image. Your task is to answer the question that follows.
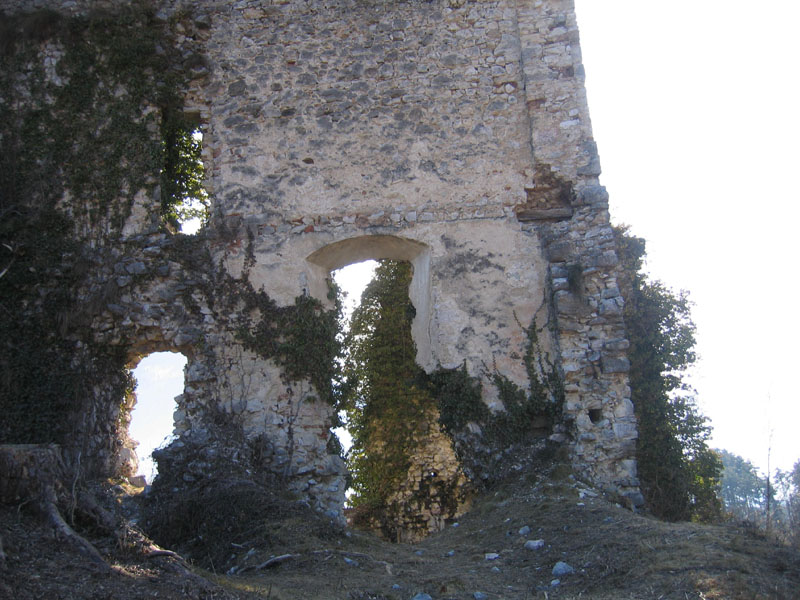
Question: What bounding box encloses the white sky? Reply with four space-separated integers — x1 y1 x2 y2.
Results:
129 352 185 481
128 265 377 476
331 260 377 454
130 0 799 480
574 0 800 474
336 260 378 324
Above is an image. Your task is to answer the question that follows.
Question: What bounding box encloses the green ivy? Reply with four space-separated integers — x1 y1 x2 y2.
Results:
428 363 487 435
614 225 722 522
160 116 209 231
0 8 189 232
430 319 563 450
159 230 344 407
339 261 438 511
0 7 190 446
0 208 135 444
236 290 343 405
340 260 565 520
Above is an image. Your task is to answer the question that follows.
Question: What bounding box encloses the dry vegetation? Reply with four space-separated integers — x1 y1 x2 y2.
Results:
1 448 798 600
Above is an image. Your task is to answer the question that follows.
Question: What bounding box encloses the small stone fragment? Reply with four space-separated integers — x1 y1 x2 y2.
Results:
518 525 531 535
552 561 574 576
524 539 545 550
228 79 246 96
411 594 432 600
474 593 488 600
484 552 500 560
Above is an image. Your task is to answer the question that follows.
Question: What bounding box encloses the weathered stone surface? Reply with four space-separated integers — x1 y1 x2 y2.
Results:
602 356 632 374
1 0 640 528
525 539 545 550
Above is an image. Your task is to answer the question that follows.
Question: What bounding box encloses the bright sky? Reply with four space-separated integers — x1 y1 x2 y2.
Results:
336 260 378 324
128 265 377 477
130 1 799 481
129 352 185 481
331 260 377 454
574 0 800 474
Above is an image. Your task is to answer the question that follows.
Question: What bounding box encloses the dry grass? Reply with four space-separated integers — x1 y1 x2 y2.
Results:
205 455 800 599
2 452 798 599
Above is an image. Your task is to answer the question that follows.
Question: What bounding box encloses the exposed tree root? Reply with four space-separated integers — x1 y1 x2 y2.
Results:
76 488 118 532
311 549 394 575
0 444 110 572
146 548 182 560
250 553 297 571
144 544 215 589
40 490 110 572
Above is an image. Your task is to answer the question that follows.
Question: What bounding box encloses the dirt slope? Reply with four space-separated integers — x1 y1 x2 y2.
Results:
2 455 798 600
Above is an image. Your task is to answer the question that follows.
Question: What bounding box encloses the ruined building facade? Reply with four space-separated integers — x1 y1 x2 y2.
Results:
0 0 641 539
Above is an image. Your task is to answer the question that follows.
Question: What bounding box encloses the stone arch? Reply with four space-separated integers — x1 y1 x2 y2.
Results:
306 234 434 372
308 235 468 541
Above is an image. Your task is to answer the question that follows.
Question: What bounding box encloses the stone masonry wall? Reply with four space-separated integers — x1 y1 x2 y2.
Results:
183 0 639 504
1 0 642 532
516 1 639 499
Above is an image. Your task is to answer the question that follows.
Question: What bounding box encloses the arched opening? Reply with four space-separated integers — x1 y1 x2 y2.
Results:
124 352 187 486
307 235 433 372
309 237 467 542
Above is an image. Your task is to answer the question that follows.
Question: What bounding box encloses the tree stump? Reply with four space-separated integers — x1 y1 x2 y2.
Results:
0 444 64 504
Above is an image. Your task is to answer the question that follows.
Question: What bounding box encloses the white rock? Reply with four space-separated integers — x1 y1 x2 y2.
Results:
524 539 545 550
552 561 574 576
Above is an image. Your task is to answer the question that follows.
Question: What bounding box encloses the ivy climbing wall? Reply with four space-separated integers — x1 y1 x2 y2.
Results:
0 0 642 540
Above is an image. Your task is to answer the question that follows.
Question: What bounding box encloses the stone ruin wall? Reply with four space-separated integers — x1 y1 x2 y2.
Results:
1 0 642 536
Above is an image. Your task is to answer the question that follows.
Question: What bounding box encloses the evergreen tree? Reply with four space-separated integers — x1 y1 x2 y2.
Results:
773 460 800 547
614 226 722 521
340 260 437 509
717 449 769 522
160 122 209 231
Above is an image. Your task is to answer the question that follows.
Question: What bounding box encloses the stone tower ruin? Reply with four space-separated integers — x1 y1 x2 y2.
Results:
0 0 641 541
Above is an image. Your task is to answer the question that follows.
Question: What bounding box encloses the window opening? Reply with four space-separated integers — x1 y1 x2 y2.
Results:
128 352 186 484
160 113 209 234
339 260 424 510
333 259 465 542
305 234 433 372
